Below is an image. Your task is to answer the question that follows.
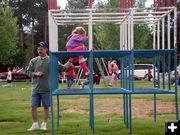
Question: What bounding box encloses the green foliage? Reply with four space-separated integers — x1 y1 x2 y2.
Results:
134 24 153 49
0 6 19 64
94 24 120 50
67 0 95 9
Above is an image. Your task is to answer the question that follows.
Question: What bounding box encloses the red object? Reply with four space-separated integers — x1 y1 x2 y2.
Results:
48 0 57 10
167 0 170 7
93 73 101 84
65 65 76 79
148 68 152 77
0 68 29 81
88 0 92 8
174 0 177 7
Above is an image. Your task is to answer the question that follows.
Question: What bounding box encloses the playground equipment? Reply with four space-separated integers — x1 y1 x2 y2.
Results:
48 0 178 135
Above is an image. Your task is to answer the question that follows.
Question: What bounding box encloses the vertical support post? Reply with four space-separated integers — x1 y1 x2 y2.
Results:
174 7 177 48
125 21 127 50
157 21 160 49
153 57 156 88
162 17 165 49
123 94 126 124
57 96 60 127
131 50 134 92
122 22 125 50
162 53 165 89
89 51 95 132
126 94 129 128
174 49 179 120
168 53 171 90
153 25 156 49
154 0 156 8
174 0 177 7
50 52 59 135
128 16 131 50
88 9 93 50
167 0 170 7
157 56 160 88
154 93 157 122
130 8 134 49
49 11 58 51
167 13 170 49
120 24 122 50
129 94 132 134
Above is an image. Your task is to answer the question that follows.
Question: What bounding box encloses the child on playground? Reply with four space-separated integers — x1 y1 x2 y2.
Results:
108 59 119 87
66 26 89 76
65 58 80 89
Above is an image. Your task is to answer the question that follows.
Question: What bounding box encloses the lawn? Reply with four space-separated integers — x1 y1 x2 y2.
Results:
0 81 179 135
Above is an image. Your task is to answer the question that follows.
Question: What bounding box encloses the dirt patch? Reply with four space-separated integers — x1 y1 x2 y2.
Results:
61 98 177 118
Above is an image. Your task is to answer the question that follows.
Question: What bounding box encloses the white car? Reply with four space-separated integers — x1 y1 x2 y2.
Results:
133 64 158 78
118 64 158 79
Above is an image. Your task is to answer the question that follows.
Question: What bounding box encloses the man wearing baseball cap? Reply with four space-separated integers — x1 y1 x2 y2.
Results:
26 41 50 131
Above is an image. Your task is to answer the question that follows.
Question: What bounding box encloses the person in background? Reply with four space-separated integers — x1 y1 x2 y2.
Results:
6 67 12 85
147 67 152 81
108 59 119 87
26 41 50 131
65 58 80 89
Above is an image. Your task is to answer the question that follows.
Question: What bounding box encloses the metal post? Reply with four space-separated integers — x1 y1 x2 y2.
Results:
162 18 165 49
122 22 125 50
153 24 156 49
167 14 170 49
49 11 58 51
128 16 131 50
120 24 122 50
174 49 179 120
57 96 60 127
88 9 93 50
153 25 156 49
129 94 132 134
125 21 127 50
168 53 171 90
130 8 134 49
157 21 160 49
174 7 177 48
89 51 94 132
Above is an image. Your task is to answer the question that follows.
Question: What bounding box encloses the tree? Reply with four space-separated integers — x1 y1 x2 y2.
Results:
0 6 19 65
94 0 152 50
8 0 48 65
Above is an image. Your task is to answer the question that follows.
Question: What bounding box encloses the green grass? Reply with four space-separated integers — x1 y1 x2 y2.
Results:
0 81 179 135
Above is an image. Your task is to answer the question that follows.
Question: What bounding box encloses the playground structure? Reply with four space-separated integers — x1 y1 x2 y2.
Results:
48 0 178 135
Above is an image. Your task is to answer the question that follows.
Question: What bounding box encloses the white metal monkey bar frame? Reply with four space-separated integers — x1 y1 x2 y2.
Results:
48 7 177 51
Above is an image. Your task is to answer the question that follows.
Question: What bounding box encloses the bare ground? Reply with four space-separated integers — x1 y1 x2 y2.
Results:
61 98 178 118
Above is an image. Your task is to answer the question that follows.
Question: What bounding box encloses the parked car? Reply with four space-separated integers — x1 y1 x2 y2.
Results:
134 64 158 79
0 68 30 81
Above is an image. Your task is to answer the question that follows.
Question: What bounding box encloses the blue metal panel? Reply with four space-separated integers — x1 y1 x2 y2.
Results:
93 50 131 58
174 49 179 120
49 49 178 135
168 53 171 89
154 94 157 123
162 53 165 89
129 94 132 134
57 96 60 127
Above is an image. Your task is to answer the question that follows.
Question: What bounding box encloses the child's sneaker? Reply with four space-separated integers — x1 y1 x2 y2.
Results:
79 57 87 64
40 122 47 131
27 122 39 131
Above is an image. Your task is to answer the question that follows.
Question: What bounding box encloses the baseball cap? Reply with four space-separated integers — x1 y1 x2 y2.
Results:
37 41 49 49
